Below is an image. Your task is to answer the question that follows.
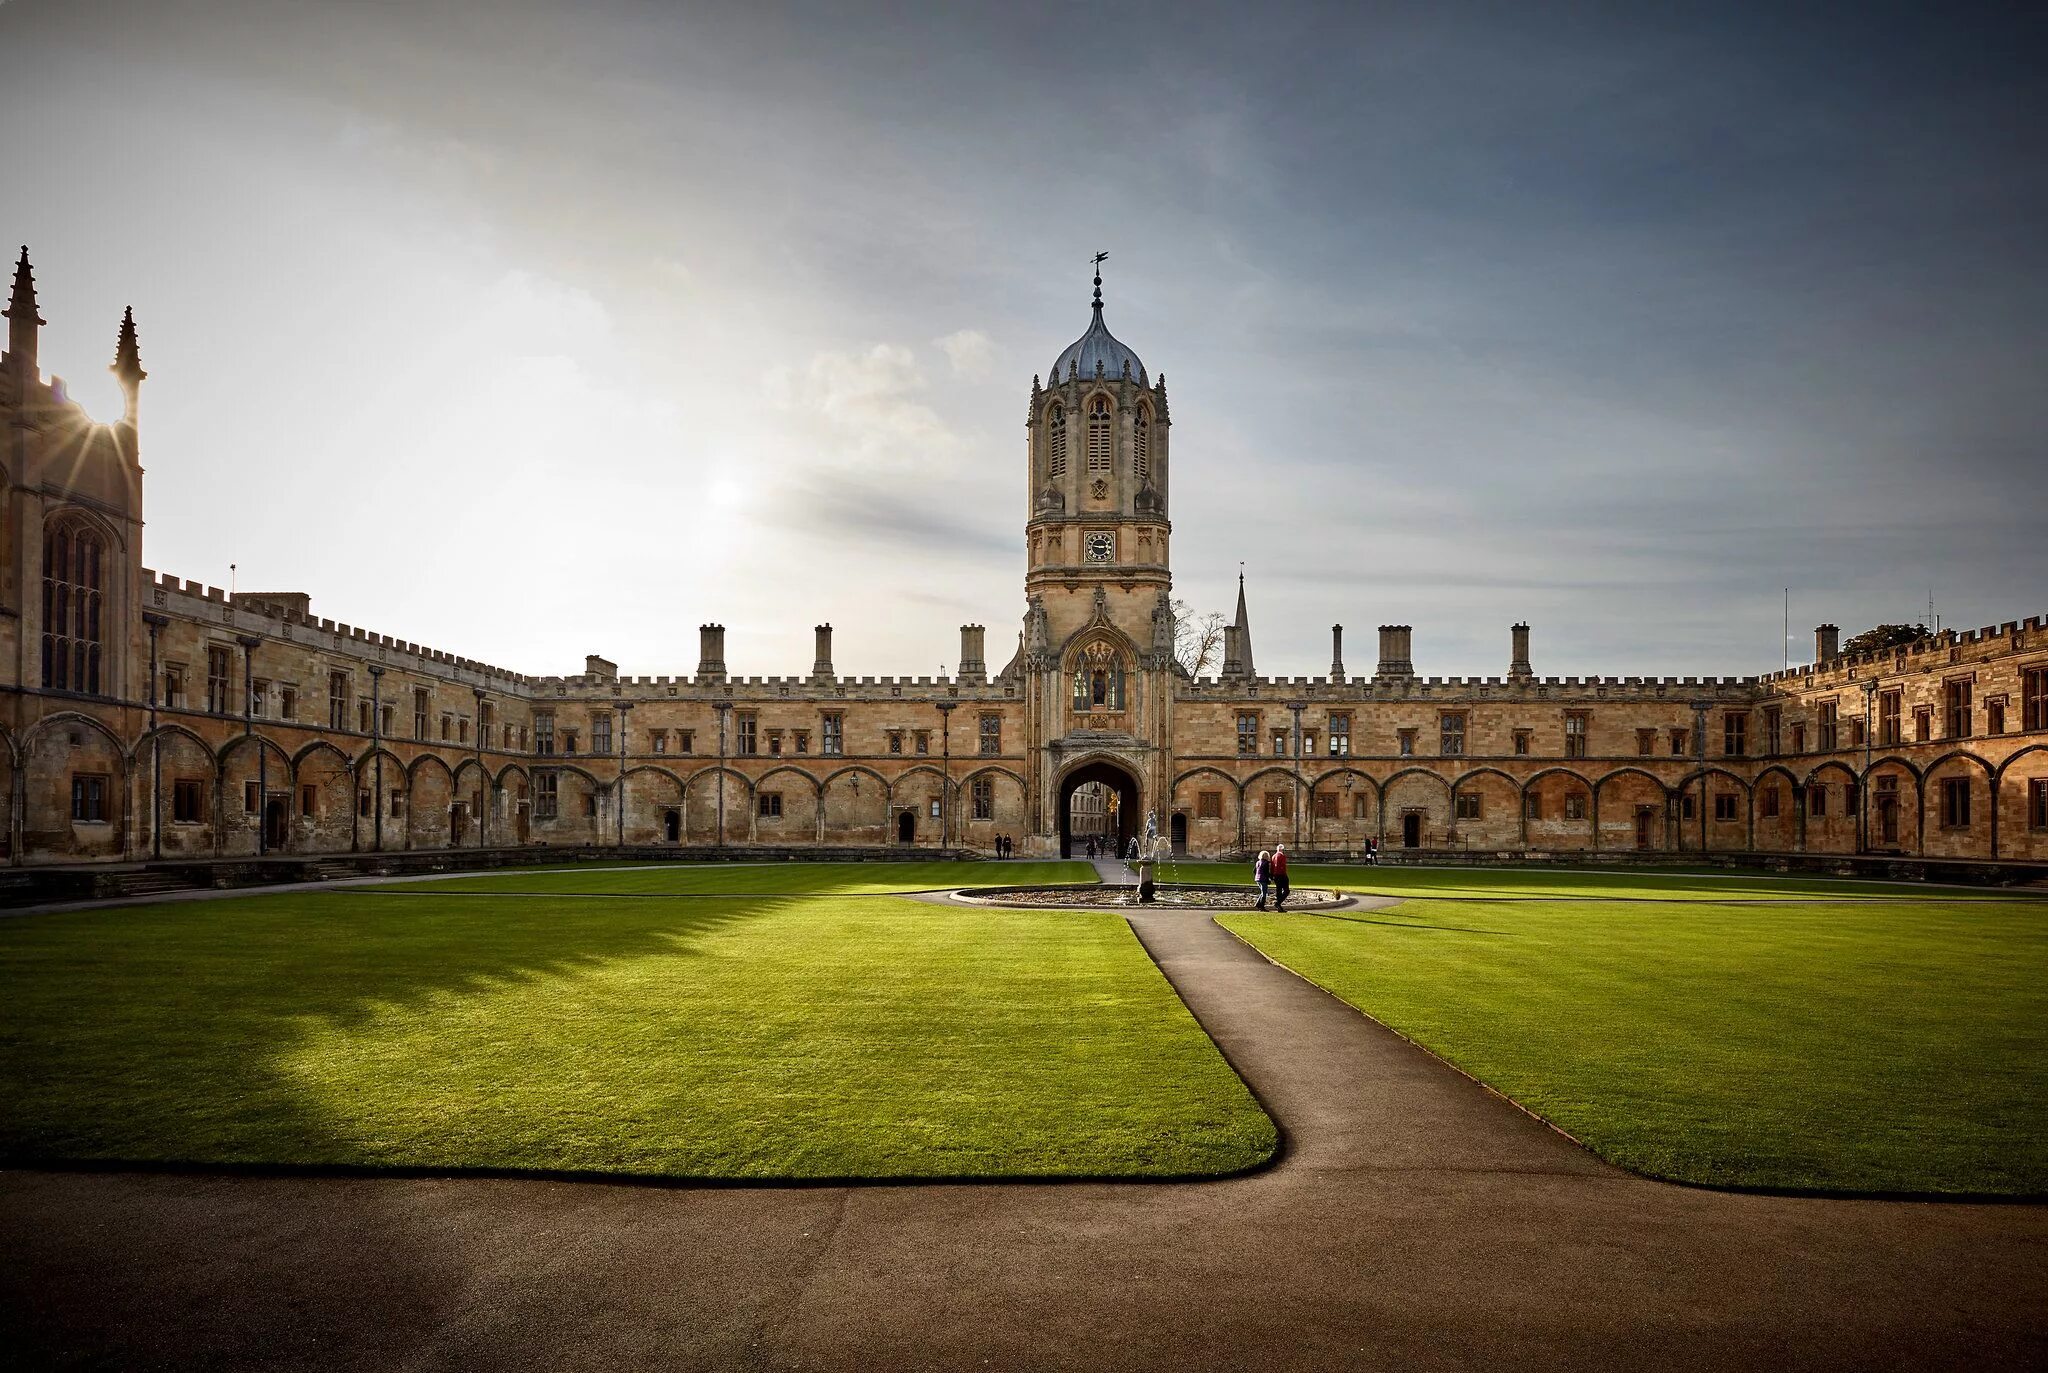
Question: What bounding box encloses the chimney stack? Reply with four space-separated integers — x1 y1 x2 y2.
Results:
1815 623 1840 662
1221 624 1243 678
1375 625 1414 680
1330 625 1346 683
697 624 727 683
812 624 834 680
958 625 987 683
1510 622 1532 678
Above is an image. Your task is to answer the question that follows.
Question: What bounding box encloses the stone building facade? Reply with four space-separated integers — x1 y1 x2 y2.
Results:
5 248 2045 869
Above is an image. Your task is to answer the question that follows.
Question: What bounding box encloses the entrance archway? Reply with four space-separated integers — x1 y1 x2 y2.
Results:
1058 759 1140 859
897 809 916 844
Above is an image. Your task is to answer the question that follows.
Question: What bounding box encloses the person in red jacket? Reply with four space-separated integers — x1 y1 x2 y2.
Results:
1271 843 1291 911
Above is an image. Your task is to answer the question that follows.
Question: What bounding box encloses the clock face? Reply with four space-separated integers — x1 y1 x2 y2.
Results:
1084 531 1116 563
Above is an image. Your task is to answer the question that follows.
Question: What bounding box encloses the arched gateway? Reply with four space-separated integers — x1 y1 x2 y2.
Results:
1059 759 1140 859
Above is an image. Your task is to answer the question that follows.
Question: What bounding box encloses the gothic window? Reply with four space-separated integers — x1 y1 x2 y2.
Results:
979 713 1002 755
1133 404 1150 480
1086 395 1112 473
971 776 994 821
533 770 559 820
1236 713 1258 755
414 689 430 740
1047 403 1067 478
41 516 106 694
1070 641 1125 712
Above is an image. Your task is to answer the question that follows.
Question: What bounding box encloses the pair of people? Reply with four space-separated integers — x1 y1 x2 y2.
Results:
1253 843 1290 910
993 834 1013 858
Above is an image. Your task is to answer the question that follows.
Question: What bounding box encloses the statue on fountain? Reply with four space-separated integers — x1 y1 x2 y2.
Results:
1136 815 1161 904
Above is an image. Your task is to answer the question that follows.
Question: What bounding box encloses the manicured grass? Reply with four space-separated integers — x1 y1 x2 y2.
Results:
0 869 1271 1180
1225 885 2048 1194
1170 859 2018 902
373 859 1094 896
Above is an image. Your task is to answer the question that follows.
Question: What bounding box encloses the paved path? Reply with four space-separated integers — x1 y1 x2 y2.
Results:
3 908 2044 1371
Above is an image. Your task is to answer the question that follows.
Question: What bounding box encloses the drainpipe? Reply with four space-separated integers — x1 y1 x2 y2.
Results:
1289 701 1305 850
241 634 264 856
714 701 731 848
474 685 489 849
368 665 384 853
144 613 168 862
615 700 631 849
1860 679 1876 855
938 701 954 850
1693 701 1709 856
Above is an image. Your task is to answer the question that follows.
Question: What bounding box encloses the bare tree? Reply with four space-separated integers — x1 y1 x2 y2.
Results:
1172 600 1227 677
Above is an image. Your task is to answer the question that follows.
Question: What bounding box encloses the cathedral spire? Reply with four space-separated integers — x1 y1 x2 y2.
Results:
111 306 146 422
1222 567 1256 678
5 245 43 372
1234 569 1255 676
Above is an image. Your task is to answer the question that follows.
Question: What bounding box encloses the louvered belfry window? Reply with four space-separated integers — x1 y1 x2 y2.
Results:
41 517 105 694
1047 404 1066 477
1087 395 1111 472
1133 405 1150 479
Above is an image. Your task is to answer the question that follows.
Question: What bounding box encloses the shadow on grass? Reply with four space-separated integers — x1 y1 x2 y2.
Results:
0 890 782 1166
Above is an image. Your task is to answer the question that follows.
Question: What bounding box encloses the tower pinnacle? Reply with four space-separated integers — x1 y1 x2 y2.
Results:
5 245 43 371
111 306 146 422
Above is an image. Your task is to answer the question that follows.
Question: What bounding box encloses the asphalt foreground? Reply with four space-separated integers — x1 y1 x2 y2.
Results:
3 888 2045 1371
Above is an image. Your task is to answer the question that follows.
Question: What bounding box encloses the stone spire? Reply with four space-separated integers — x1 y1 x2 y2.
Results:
111 305 146 422
1222 569 1255 678
5 245 43 372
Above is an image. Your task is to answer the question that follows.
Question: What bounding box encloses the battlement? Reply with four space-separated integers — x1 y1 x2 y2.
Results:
1181 672 1760 698
528 670 1021 698
143 568 533 689
1756 612 2044 687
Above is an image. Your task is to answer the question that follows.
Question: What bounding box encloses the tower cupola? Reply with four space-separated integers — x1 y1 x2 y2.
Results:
1051 265 1148 386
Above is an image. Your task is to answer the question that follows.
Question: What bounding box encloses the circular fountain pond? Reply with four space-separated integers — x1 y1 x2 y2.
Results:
951 883 1351 911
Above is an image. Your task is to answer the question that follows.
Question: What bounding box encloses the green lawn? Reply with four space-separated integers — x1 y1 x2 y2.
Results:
0 861 1273 1180
1172 858 2023 902
374 859 1092 897
1225 875 2048 1194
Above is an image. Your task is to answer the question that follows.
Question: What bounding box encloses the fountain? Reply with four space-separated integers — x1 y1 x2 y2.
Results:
956 814 1350 912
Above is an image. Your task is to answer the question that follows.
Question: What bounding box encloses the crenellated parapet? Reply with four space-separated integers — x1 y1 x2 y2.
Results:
142 568 533 692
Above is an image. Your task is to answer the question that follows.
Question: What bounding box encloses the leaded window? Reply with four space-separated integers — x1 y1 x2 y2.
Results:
41 518 105 694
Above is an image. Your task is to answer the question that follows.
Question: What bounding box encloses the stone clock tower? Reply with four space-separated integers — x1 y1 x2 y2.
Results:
1017 263 1179 855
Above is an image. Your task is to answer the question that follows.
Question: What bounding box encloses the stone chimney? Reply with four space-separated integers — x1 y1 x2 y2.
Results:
957 624 987 683
1330 625 1346 683
1510 622 1532 678
1815 623 1840 662
1375 625 1414 680
584 654 618 680
812 624 834 681
1221 624 1242 679
697 624 727 683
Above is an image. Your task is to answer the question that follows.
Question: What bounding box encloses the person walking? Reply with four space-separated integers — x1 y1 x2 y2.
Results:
1253 849 1271 909
1272 843 1291 911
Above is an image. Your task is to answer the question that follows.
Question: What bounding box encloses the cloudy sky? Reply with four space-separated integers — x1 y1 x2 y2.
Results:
4 1 2043 679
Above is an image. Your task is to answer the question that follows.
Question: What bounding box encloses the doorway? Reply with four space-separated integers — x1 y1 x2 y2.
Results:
450 802 467 847
1170 812 1188 856
664 807 681 843
1634 805 1655 850
897 810 916 844
1058 760 1140 859
1401 811 1423 848
263 796 289 851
